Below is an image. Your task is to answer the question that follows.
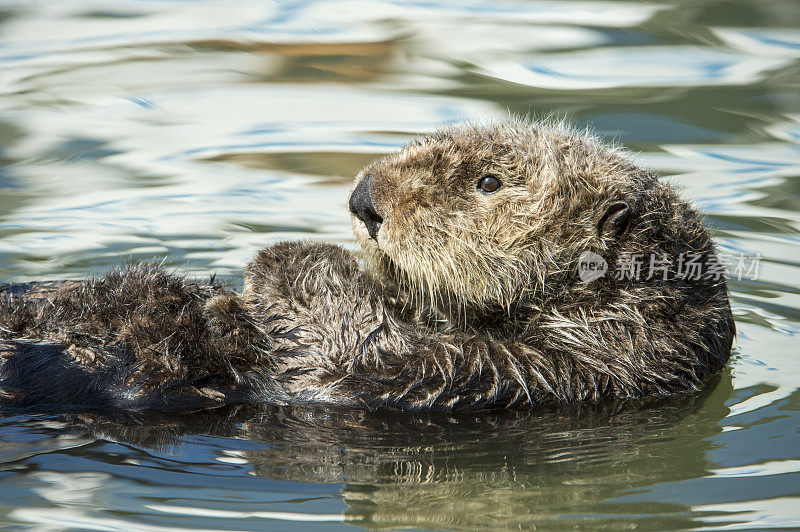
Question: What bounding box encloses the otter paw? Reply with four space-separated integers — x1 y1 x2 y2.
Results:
204 293 254 337
244 241 362 300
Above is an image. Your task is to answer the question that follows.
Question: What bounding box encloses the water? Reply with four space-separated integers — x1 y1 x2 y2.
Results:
0 0 798 529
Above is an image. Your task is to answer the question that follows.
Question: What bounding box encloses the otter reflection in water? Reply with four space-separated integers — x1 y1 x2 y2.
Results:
59 374 731 530
0 119 734 412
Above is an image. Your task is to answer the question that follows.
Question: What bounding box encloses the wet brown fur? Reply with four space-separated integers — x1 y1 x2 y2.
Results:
0 119 734 412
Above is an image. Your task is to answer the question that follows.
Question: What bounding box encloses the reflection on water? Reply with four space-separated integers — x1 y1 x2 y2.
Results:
0 376 738 530
0 0 799 529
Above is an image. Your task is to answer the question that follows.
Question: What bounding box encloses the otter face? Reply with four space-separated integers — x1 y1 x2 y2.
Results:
349 121 642 314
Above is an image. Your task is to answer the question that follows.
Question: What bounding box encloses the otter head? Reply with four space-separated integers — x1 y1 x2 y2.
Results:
349 120 669 321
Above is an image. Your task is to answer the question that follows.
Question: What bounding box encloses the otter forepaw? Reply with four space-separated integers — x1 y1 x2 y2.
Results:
204 293 263 339
244 241 363 301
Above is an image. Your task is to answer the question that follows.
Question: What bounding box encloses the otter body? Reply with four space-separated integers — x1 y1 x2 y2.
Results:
0 120 734 412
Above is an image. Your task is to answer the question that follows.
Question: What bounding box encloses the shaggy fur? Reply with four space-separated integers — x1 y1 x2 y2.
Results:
0 119 735 412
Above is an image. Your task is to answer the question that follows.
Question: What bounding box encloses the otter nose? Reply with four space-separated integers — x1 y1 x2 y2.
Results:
349 174 383 240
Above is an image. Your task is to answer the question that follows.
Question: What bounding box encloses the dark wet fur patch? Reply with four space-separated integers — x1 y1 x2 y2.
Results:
0 265 280 412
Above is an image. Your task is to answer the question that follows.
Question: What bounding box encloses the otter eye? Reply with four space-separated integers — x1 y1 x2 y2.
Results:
478 175 501 194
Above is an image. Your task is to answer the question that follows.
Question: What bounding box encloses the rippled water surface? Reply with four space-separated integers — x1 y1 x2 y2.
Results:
1 0 799 529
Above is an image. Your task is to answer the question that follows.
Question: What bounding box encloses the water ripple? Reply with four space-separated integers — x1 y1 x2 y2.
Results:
0 0 798 529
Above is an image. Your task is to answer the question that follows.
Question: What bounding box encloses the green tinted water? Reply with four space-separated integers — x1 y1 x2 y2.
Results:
0 0 799 529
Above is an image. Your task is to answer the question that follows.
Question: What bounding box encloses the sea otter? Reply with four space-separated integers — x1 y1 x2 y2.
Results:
0 119 735 412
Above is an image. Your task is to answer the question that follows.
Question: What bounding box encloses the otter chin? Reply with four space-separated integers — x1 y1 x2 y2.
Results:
0 119 734 413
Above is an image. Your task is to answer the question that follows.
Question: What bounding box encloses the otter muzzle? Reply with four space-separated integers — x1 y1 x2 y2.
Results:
349 174 383 240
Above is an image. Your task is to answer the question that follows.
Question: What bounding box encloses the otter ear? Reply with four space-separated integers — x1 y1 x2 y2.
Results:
597 201 631 238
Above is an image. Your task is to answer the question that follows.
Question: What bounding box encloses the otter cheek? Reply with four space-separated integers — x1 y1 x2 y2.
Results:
379 219 414 267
